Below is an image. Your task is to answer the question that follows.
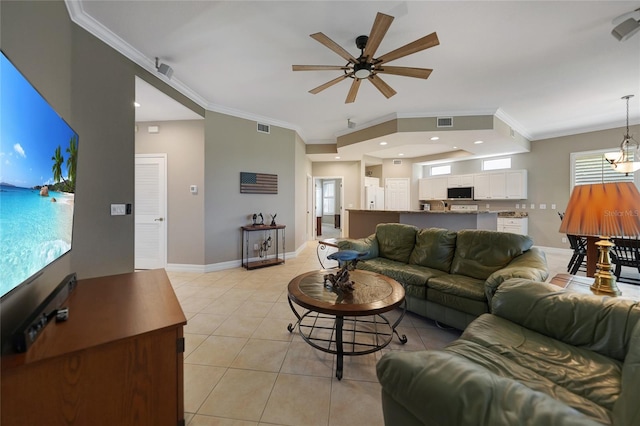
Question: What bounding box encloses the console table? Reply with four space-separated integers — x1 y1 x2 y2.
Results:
241 224 285 270
1 269 187 426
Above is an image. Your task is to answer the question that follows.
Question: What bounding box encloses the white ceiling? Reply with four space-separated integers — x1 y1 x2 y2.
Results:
69 1 640 163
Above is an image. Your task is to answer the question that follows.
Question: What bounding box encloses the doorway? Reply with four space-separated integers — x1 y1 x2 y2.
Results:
313 176 343 239
134 154 167 269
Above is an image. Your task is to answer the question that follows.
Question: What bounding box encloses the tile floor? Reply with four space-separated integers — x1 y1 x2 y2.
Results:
168 243 630 426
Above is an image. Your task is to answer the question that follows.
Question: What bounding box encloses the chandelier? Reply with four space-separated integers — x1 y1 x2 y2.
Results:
605 95 640 175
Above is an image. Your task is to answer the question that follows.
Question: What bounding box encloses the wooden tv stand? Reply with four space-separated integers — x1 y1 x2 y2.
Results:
1 269 187 426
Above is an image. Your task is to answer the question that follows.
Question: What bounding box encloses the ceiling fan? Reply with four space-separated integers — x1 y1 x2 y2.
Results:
292 12 439 103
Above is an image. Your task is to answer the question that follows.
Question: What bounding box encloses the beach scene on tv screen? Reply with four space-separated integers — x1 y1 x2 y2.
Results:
0 53 78 297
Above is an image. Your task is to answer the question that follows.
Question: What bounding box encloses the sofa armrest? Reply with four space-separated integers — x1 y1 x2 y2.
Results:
336 234 379 259
485 247 549 303
491 278 640 361
377 350 601 426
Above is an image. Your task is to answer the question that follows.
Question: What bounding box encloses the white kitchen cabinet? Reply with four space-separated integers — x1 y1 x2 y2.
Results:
364 177 380 187
447 174 474 188
473 170 527 200
497 217 528 235
473 173 490 199
505 170 528 199
418 177 447 200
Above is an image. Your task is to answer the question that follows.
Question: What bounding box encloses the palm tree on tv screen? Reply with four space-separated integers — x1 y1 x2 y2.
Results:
50 135 77 193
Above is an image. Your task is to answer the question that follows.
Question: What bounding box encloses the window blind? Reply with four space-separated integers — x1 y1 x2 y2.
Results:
574 152 634 186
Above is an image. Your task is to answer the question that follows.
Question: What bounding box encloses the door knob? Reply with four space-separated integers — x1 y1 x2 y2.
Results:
154 217 164 222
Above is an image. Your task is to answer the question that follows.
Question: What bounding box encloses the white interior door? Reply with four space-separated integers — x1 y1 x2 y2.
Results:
135 154 167 269
385 178 410 210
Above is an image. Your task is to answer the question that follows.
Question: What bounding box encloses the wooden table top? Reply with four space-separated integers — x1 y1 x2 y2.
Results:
288 270 405 316
549 273 640 300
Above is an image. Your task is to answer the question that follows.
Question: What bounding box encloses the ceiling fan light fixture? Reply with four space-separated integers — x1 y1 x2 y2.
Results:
612 15 640 41
354 62 372 79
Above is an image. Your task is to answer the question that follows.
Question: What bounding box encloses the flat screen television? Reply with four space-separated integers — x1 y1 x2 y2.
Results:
0 51 78 339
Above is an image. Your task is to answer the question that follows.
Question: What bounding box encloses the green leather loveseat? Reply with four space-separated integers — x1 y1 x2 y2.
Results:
376 279 640 425
337 223 549 329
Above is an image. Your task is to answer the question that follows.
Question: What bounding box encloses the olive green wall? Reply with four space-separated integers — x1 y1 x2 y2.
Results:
204 111 298 266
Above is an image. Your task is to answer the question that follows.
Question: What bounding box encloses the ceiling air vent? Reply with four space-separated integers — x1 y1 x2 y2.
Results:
437 117 453 127
393 159 403 165
257 123 270 134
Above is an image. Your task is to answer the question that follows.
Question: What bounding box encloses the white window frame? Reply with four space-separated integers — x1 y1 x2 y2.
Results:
322 180 335 215
430 164 451 176
482 157 511 171
570 148 637 190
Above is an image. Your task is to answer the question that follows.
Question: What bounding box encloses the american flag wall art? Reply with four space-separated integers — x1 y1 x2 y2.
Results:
240 172 278 194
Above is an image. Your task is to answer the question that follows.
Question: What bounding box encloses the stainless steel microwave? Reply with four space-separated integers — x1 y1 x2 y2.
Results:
447 186 474 200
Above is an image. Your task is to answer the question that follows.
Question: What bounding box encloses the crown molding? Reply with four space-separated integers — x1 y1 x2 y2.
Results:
64 1 307 142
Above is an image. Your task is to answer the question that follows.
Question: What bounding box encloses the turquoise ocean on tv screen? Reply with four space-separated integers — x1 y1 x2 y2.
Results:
0 186 73 295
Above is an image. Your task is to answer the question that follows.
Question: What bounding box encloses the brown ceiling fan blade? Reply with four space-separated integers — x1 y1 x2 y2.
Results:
376 32 440 64
293 65 350 71
362 12 394 60
310 32 358 63
309 74 351 94
345 78 362 103
376 66 433 79
368 75 397 99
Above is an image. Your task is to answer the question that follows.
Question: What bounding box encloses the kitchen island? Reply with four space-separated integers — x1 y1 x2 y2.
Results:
346 209 503 238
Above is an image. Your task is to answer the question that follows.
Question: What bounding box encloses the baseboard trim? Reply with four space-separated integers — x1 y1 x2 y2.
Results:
165 243 307 274
535 245 573 256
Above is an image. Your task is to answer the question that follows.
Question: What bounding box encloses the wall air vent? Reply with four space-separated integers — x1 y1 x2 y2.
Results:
437 117 453 127
393 159 403 165
257 123 270 134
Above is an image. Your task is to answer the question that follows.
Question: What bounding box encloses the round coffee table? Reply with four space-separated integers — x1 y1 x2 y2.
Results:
287 269 407 379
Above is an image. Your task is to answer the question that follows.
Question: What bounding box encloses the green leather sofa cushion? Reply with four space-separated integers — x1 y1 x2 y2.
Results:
455 314 621 415
409 228 457 272
375 223 418 264
491 279 640 361
336 234 378 259
426 288 489 317
450 230 533 280
377 350 604 426
427 274 485 301
357 258 445 299
614 320 640 425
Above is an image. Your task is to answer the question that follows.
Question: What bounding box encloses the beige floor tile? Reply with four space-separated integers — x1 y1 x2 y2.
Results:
233 300 276 318
185 313 228 335
213 315 264 338
201 298 245 316
189 415 257 425
185 335 248 367
184 364 226 413
267 302 297 320
328 379 384 426
181 297 217 314
261 374 331 426
251 317 295 342
198 369 278 421
339 353 379 382
184 333 208 357
280 341 334 378
230 339 289 372
248 289 284 302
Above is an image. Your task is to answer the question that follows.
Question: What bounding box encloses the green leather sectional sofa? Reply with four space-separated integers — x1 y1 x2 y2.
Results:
377 279 640 425
337 223 549 329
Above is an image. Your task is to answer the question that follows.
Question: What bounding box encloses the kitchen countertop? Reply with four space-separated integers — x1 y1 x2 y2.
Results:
347 209 526 215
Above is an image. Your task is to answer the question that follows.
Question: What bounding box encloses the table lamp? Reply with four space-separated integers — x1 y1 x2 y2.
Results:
559 182 640 295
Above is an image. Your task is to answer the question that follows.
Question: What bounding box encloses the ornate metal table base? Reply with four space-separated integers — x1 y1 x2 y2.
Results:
287 299 407 380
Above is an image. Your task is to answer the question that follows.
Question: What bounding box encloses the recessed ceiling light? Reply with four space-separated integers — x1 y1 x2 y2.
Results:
474 140 484 144
430 136 439 141
452 146 458 149
380 141 388 145
335 156 341 159
398 153 404 156
134 102 141 107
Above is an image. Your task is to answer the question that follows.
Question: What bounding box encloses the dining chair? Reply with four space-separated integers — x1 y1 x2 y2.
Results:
559 212 587 274
611 237 640 283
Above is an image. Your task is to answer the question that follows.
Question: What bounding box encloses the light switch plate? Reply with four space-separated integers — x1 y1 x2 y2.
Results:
110 204 126 216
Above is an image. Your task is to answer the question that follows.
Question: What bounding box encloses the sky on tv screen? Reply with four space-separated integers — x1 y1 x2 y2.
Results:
0 52 78 297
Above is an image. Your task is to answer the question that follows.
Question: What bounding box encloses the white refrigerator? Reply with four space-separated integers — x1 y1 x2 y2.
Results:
365 186 385 210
